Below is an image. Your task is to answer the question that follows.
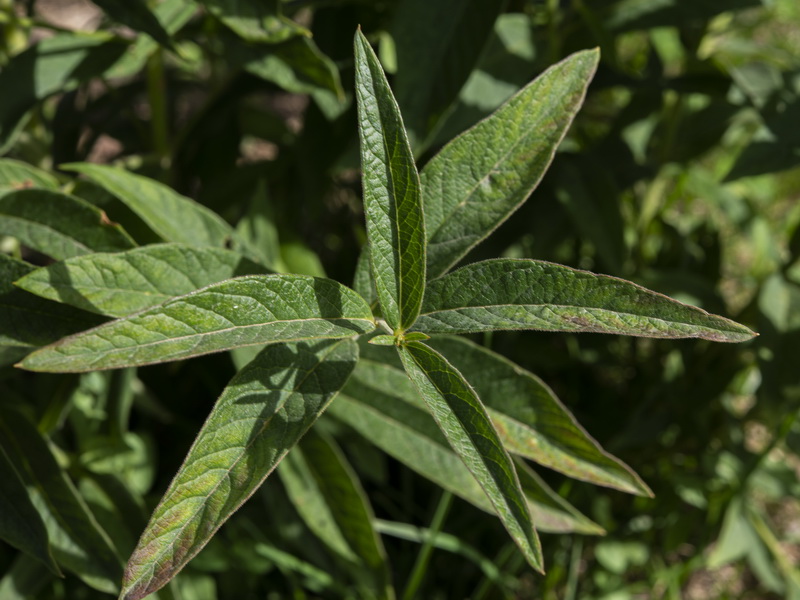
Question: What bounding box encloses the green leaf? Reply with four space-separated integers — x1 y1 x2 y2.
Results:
0 407 122 593
120 338 359 600
15 243 271 318
18 274 374 372
421 49 600 279
413 259 756 342
0 34 127 153
278 429 391 593
104 0 197 79
0 189 136 260
90 0 173 48
330 351 600 534
0 159 59 191
391 0 506 150
244 36 345 100
0 445 61 575
354 29 426 333
198 0 307 43
426 336 651 496
397 341 542 571
0 254 106 360
62 163 242 251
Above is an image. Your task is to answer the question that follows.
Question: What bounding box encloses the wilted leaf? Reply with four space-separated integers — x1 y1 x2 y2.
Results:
422 49 600 279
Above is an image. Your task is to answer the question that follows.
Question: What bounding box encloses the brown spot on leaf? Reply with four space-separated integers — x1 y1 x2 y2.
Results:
12 179 34 190
99 210 119 227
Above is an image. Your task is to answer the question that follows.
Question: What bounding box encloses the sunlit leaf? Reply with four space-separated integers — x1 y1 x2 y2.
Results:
120 338 359 600
0 189 136 260
426 336 651 496
354 28 426 332
62 163 247 252
330 349 601 534
398 341 542 570
0 159 59 191
19 274 375 372
414 259 756 342
15 243 270 317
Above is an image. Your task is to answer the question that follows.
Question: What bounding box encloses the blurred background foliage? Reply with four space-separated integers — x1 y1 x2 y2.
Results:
1 0 800 598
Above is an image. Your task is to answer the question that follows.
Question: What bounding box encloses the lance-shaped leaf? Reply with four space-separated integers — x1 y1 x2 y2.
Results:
421 49 599 279
0 254 106 363
426 336 651 496
15 243 270 318
413 259 756 342
278 429 391 594
397 341 542 571
120 338 359 600
354 29 426 333
0 407 122 593
18 274 375 372
329 353 600 534
0 445 61 575
62 163 247 252
0 189 136 260
0 159 59 191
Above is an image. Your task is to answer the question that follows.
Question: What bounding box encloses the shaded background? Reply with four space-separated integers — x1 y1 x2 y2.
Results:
1 0 800 598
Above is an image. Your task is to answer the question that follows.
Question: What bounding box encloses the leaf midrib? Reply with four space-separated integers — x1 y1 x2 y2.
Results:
47 316 371 357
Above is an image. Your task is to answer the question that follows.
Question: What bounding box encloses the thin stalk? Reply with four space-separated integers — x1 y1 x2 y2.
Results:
564 536 583 600
402 490 453 600
146 47 170 176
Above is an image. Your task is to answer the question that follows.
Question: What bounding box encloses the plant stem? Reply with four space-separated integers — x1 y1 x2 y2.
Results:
146 47 170 177
401 490 453 600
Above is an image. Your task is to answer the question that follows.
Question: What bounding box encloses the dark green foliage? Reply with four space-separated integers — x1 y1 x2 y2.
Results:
1 1 798 599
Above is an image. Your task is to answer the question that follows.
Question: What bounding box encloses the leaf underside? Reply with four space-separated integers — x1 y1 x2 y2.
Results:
331 349 602 534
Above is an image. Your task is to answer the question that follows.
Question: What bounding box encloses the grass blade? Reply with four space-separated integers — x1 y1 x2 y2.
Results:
397 341 542 571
